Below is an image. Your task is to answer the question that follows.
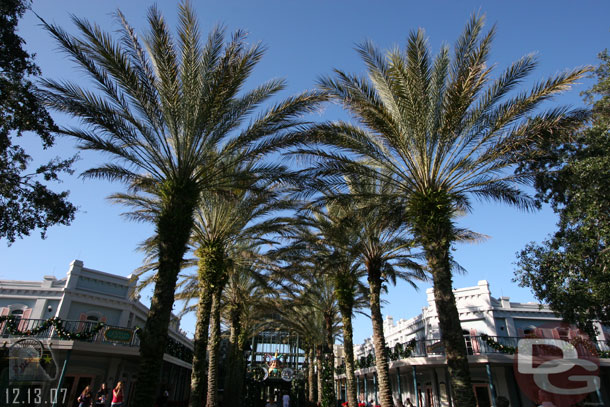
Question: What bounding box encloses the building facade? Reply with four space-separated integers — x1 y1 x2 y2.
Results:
0 259 192 407
336 281 610 407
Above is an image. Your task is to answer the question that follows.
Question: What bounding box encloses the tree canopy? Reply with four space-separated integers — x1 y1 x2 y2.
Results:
515 49 610 335
0 0 76 244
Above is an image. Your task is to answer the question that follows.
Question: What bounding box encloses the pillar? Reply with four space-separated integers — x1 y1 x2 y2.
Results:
412 366 420 407
486 364 497 407
397 366 402 401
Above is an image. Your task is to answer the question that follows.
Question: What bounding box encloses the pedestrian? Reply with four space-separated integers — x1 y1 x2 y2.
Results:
406 398 415 407
77 385 92 407
111 382 124 407
95 383 108 407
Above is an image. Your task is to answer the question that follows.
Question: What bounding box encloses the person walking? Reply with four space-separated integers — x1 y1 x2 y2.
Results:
95 383 108 407
111 382 124 407
77 385 92 407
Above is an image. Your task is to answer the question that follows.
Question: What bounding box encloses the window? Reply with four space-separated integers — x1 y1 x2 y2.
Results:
11 309 24 322
86 315 99 322
463 330 474 355
523 326 536 336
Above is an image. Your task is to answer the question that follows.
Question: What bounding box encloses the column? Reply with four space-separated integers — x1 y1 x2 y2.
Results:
412 366 420 407
433 369 440 407
486 364 497 407
374 372 378 405
397 366 402 401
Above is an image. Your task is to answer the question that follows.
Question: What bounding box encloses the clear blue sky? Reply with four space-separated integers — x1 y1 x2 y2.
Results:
2 1 609 343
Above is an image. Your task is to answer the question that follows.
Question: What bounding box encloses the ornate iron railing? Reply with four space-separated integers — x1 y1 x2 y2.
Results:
0 318 194 363
352 335 610 369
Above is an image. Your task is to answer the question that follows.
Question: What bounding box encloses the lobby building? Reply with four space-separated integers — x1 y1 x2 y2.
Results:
335 280 610 407
0 259 192 407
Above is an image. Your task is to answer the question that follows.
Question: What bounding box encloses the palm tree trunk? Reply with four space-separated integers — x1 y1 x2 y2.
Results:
134 190 197 407
206 287 223 407
224 309 244 407
368 271 393 407
339 307 358 407
425 244 476 407
316 349 323 405
415 200 476 407
322 313 336 407
308 349 317 403
189 284 213 407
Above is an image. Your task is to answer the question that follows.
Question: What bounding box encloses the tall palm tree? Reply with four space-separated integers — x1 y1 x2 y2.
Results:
348 179 424 407
270 273 341 407
303 14 589 407
290 201 368 407
191 182 294 407
222 263 273 407
40 4 323 405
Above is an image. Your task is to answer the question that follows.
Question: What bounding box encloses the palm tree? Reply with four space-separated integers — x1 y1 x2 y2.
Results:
290 201 368 407
348 179 424 407
222 263 273 407
303 14 589 407
40 4 323 406
270 273 341 407
192 181 294 407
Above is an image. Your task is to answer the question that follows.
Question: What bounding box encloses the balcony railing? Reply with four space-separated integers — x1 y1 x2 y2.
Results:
0 318 194 363
0 318 141 346
350 335 610 370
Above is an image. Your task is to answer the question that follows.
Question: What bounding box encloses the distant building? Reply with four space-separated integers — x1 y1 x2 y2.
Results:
335 280 610 407
0 259 192 407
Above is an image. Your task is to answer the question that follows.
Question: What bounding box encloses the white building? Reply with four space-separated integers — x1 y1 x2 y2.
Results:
336 281 610 407
0 259 192 407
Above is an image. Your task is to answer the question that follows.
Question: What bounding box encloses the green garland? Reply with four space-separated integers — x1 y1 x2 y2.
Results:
0 316 105 340
354 338 418 369
388 338 418 361
480 334 516 354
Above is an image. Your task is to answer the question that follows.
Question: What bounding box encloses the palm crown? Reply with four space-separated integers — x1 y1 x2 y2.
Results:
308 15 588 218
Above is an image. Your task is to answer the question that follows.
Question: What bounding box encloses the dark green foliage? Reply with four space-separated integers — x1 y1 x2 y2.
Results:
0 0 75 243
515 50 610 335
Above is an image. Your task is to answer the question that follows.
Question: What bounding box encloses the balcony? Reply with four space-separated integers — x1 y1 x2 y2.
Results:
0 318 193 363
348 335 610 372
0 318 141 346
